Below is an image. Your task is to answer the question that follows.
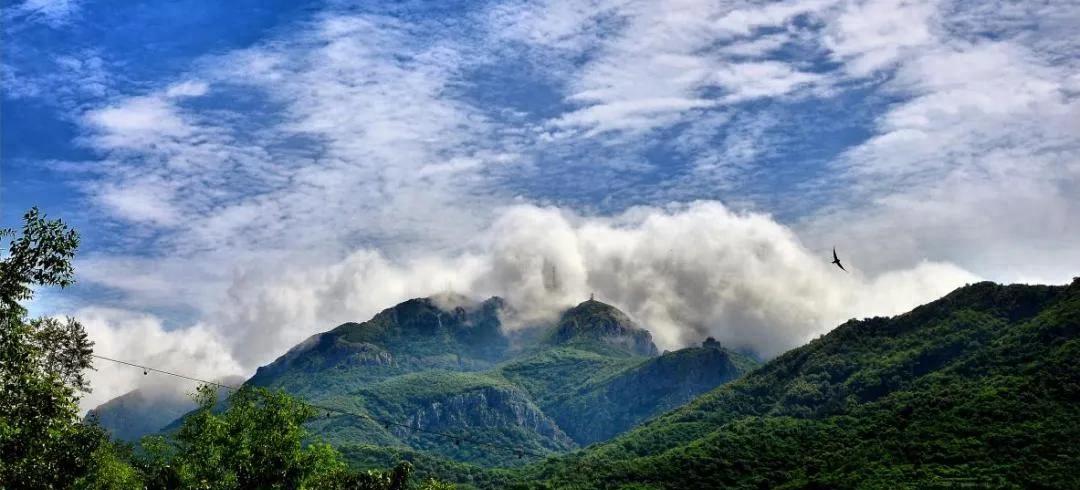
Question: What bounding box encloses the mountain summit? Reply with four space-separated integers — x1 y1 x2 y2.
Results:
549 298 659 357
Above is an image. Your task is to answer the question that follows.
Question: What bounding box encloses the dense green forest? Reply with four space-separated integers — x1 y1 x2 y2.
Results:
513 279 1080 488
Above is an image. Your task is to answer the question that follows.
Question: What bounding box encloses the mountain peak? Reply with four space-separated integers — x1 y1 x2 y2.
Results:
550 299 659 357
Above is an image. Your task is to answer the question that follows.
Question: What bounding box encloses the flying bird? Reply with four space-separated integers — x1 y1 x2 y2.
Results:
831 247 847 272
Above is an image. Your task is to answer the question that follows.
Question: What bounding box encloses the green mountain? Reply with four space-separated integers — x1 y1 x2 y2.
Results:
243 295 757 466
515 280 1080 488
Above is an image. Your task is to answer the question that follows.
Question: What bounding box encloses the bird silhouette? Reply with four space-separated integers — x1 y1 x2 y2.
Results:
831 247 847 272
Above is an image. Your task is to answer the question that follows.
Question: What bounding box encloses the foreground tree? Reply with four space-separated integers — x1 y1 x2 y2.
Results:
0 208 108 487
137 384 453 489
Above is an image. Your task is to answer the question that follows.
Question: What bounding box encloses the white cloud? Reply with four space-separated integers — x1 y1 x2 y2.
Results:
497 0 837 134
474 202 976 354
823 0 939 76
73 12 511 267
712 61 822 102
164 80 209 98
485 0 627 52
713 0 836 37
95 202 977 383
9 0 79 26
78 307 243 414
553 97 715 135
83 96 192 149
802 36 1080 283
96 180 181 226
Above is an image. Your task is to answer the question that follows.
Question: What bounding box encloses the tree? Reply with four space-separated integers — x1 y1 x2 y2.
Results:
0 208 107 488
138 383 455 489
75 442 144 489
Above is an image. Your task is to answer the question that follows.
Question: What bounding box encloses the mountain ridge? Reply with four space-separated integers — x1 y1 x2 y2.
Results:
515 279 1080 488
90 295 757 466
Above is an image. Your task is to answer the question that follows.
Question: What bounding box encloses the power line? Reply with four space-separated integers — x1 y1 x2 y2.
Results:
90 353 546 459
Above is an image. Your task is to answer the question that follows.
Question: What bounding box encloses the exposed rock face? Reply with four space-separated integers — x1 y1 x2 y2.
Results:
550 299 659 357
400 386 574 450
339 340 395 367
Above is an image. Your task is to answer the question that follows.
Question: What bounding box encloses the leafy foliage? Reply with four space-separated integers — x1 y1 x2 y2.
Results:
0 208 79 315
0 208 108 488
125 384 457 489
156 384 350 488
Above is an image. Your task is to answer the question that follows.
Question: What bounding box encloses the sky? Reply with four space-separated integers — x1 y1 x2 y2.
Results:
2 0 1078 411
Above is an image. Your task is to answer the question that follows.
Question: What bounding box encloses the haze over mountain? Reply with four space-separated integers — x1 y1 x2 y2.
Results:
90 296 758 462
85 375 243 443
88 278 1078 487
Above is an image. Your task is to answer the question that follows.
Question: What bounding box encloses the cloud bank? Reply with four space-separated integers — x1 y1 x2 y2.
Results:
79 201 977 411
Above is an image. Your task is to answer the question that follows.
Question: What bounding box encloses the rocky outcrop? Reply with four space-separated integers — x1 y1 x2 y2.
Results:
337 340 395 367
398 386 575 450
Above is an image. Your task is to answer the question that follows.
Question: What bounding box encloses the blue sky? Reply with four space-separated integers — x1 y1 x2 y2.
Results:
3 0 1078 408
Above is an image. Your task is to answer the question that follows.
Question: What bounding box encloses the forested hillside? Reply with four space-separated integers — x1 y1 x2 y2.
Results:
516 280 1080 488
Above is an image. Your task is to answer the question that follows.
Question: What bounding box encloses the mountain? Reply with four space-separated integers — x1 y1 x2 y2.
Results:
516 280 1080 488
242 295 758 466
85 388 192 443
86 376 243 442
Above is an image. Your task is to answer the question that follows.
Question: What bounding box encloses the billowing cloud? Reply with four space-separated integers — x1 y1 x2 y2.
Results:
79 201 978 412
471 203 977 354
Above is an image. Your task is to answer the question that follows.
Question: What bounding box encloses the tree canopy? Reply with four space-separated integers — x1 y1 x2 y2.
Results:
0 208 105 488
